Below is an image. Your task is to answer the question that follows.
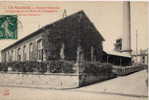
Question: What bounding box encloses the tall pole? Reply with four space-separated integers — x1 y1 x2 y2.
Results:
136 30 138 63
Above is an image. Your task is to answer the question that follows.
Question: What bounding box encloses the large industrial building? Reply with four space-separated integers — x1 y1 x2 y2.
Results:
1 10 132 66
1 11 105 63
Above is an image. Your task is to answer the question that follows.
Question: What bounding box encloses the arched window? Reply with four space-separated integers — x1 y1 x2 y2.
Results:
12 49 16 61
17 48 21 61
23 45 27 61
8 51 12 62
11 50 13 62
29 43 33 60
6 52 9 62
37 39 43 61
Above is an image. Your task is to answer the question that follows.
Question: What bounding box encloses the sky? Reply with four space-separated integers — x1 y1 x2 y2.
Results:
0 1 148 61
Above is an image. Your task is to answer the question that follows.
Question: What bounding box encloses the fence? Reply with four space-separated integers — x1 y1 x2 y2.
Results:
112 64 147 76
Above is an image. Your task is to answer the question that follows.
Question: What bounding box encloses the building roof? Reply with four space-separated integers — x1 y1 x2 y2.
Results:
104 50 131 58
1 10 105 52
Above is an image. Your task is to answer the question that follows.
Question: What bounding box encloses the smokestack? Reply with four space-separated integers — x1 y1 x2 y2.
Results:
121 2 132 54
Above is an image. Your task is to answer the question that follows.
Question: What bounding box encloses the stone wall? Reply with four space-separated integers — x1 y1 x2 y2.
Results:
0 73 79 89
0 63 116 89
79 73 115 86
0 72 115 89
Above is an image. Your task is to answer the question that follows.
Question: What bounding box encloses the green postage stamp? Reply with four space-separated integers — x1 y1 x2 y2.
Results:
0 15 17 39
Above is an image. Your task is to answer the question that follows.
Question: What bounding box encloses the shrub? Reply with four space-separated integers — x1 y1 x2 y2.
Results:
47 61 62 73
37 62 47 73
47 60 75 73
0 63 8 72
0 61 48 73
61 60 75 73
83 62 113 75
0 60 75 74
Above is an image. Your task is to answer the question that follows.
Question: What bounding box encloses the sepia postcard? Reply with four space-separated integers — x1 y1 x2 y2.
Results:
0 1 148 100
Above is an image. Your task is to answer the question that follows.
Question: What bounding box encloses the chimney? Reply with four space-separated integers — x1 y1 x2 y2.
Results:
121 2 132 54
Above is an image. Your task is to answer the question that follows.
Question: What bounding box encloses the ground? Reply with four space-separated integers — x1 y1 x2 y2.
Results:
0 70 147 100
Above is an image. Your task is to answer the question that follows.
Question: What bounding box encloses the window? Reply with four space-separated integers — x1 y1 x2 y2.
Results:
17 48 21 61
37 39 43 61
8 51 12 62
142 56 145 64
114 38 122 51
29 43 33 60
23 45 27 61
12 49 16 61
11 50 13 61
6 52 9 62
3 52 6 62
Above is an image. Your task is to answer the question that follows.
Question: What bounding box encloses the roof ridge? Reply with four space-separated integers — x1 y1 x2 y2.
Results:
1 10 85 51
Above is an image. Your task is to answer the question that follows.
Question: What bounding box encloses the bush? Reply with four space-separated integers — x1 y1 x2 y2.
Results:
47 60 75 73
61 60 75 73
82 62 113 75
0 60 75 74
37 62 47 73
0 61 48 73
0 63 8 72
